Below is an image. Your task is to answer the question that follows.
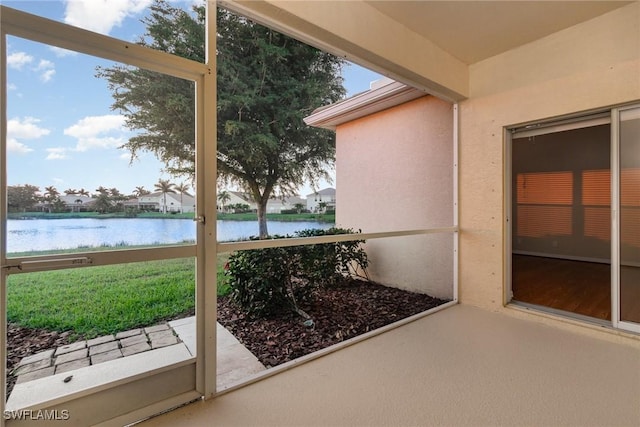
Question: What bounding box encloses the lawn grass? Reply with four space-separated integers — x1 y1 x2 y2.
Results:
7 253 231 340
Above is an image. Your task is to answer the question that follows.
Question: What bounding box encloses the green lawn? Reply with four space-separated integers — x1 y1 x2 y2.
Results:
7 254 230 340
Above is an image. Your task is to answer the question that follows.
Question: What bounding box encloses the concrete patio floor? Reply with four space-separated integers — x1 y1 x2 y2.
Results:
140 305 640 427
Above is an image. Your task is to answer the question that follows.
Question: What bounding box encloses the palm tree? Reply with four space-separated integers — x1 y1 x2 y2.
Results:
174 182 190 213
95 186 109 196
154 179 176 213
77 188 90 197
44 186 59 199
217 190 231 213
64 188 77 196
133 186 150 197
43 186 59 213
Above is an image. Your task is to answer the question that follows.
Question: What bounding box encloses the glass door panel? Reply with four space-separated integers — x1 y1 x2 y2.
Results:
619 107 640 325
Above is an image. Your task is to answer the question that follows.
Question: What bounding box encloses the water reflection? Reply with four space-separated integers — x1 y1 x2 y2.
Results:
7 218 333 253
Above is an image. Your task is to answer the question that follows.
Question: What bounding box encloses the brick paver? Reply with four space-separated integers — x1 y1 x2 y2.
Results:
55 341 87 356
17 349 54 367
115 328 142 340
14 358 51 376
120 334 148 347
144 324 169 334
16 366 55 384
87 335 115 347
91 349 123 365
55 348 88 365
149 330 178 349
89 341 119 356
55 358 90 374
13 321 184 386
121 342 152 357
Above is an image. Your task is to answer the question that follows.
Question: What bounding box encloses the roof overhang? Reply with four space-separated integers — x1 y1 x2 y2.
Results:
304 80 425 130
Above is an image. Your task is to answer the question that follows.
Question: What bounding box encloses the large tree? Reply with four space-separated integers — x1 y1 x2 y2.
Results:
98 1 345 238
7 184 40 213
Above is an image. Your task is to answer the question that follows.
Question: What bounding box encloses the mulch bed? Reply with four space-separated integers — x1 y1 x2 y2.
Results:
6 324 73 396
217 279 448 368
6 280 447 396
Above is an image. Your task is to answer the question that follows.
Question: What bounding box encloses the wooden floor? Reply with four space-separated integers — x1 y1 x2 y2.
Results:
512 255 640 323
512 255 612 320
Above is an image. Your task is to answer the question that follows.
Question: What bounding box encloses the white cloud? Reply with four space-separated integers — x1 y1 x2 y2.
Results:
7 52 34 70
8 117 51 140
7 117 50 155
64 114 127 151
46 148 69 160
64 0 152 35
7 138 34 154
34 59 56 82
75 136 126 152
36 59 54 70
7 83 17 91
40 69 56 83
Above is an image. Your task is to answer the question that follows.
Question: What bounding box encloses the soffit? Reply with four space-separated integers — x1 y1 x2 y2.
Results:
365 1 632 64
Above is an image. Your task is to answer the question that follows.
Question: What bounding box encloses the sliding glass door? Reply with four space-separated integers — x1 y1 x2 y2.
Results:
509 104 640 333
617 105 640 331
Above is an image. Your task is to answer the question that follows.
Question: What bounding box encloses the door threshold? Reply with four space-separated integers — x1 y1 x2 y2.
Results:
510 300 611 327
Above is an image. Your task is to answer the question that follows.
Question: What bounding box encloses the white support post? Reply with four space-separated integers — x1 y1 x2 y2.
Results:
610 108 620 329
196 0 218 399
452 103 459 303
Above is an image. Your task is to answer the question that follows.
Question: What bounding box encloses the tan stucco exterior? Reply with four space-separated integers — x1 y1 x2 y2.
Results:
459 2 640 312
334 96 454 299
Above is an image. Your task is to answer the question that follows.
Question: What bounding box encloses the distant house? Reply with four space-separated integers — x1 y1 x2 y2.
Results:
122 198 141 210
266 195 306 213
224 191 257 210
138 192 195 213
220 191 306 214
305 188 335 213
60 195 94 212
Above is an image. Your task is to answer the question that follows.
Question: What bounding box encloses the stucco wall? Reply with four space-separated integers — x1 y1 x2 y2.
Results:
335 96 454 299
459 2 640 310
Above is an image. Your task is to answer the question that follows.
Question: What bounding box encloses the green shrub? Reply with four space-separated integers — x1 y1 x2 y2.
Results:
226 228 368 318
294 228 368 286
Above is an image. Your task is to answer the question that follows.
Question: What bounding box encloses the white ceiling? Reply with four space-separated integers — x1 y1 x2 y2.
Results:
366 1 633 64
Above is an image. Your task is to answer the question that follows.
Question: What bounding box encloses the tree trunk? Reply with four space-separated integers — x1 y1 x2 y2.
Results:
257 198 269 239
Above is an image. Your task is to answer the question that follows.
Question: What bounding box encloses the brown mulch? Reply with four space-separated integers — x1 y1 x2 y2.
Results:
217 279 448 368
6 280 447 396
6 324 73 396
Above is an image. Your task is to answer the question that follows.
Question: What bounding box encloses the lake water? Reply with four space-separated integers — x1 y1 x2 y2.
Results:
6 218 334 253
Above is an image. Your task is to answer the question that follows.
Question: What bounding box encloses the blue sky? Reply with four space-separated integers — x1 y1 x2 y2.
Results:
3 0 381 197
